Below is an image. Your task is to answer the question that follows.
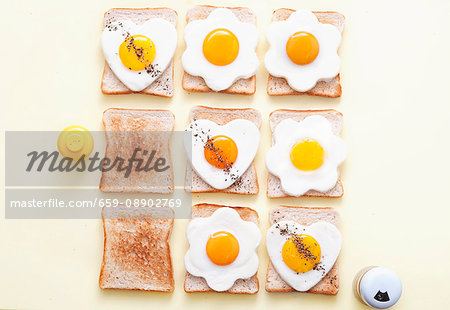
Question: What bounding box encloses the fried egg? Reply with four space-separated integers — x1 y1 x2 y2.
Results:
265 10 341 92
184 119 260 189
266 115 346 196
182 8 259 91
185 207 261 291
266 220 342 291
101 19 177 91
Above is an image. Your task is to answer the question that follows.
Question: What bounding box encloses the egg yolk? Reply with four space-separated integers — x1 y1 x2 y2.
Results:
119 35 156 71
282 234 321 273
204 135 238 170
203 29 239 66
290 139 325 171
206 231 240 266
286 32 319 65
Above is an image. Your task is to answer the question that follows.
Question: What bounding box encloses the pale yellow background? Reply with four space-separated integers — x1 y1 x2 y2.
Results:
1 0 450 309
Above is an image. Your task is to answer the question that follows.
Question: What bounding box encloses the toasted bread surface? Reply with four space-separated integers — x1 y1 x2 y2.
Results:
182 5 256 95
267 9 345 97
267 109 344 198
101 8 177 97
99 206 174 292
100 108 174 193
185 204 259 294
266 206 339 294
185 106 260 194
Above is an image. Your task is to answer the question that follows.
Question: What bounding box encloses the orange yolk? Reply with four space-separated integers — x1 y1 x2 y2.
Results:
290 139 325 171
204 135 238 170
286 32 319 65
282 234 321 273
119 35 156 71
206 231 240 266
203 28 239 66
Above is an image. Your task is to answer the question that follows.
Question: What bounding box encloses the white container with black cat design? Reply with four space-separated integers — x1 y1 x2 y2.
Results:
353 266 402 309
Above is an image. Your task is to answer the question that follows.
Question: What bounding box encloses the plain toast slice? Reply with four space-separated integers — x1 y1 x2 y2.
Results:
101 8 177 97
267 109 344 198
185 106 261 194
267 9 345 97
100 108 174 193
185 203 259 294
266 206 339 295
99 205 174 292
182 5 256 95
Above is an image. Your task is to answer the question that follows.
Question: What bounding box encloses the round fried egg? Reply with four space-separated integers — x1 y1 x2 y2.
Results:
265 10 341 92
182 8 259 91
101 19 177 91
266 220 342 291
266 115 346 196
184 119 260 189
185 207 261 291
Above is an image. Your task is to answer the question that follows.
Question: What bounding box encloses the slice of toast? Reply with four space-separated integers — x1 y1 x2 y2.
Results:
182 5 256 95
101 8 177 97
267 9 345 97
99 205 174 292
185 106 261 194
185 203 259 294
100 108 174 193
266 206 339 295
267 109 344 198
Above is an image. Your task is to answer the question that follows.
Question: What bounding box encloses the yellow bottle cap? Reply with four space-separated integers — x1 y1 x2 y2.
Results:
57 126 94 160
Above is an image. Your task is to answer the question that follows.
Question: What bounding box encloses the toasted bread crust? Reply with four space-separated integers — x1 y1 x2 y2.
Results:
185 106 260 195
184 275 259 294
268 108 343 118
104 7 178 17
101 107 175 123
183 74 256 95
267 9 345 97
184 204 259 294
182 5 256 95
101 8 177 97
191 204 260 223
267 74 342 98
267 109 344 198
265 206 339 294
185 5 255 22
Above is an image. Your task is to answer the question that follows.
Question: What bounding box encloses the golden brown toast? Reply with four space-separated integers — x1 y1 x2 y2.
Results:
184 203 259 294
182 5 257 95
267 9 345 97
100 108 174 193
267 109 344 198
185 106 260 194
266 206 339 294
99 206 174 291
101 8 177 97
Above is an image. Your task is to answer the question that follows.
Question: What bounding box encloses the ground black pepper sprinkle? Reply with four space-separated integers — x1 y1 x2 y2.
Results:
104 22 162 78
290 235 319 266
187 124 243 182
275 223 320 270
203 137 234 170
144 64 161 77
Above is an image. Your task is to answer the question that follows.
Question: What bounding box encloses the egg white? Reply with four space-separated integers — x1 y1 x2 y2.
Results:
265 10 341 92
266 220 342 292
182 8 259 91
266 115 346 196
185 207 261 292
184 119 260 189
101 19 177 91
